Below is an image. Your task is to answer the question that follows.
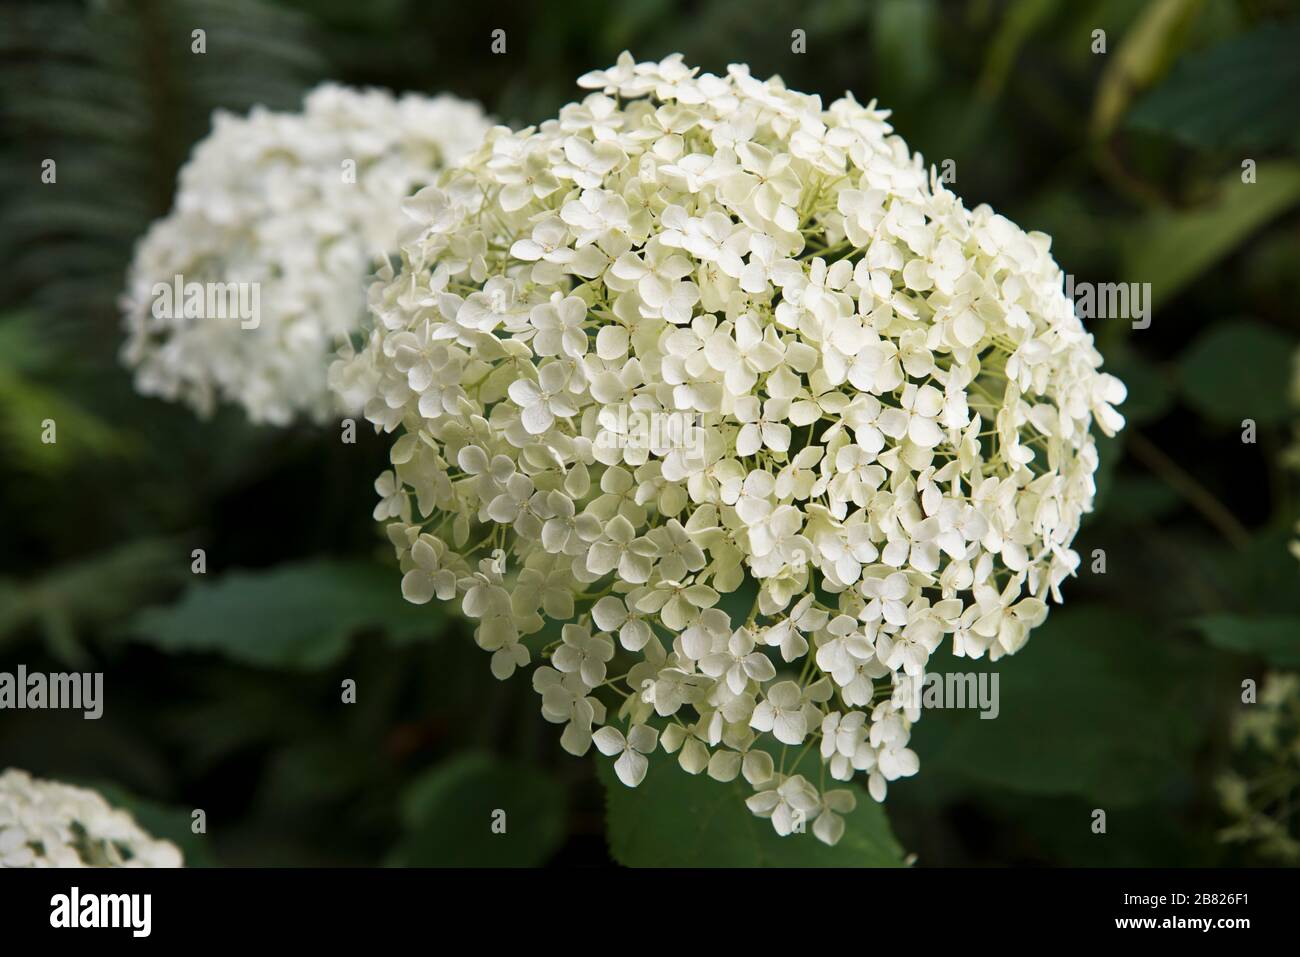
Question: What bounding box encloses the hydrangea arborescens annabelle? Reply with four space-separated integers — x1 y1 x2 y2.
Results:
0 769 182 867
344 54 1127 845
121 83 491 425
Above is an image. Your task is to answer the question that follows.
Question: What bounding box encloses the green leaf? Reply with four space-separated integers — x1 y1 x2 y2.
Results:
123 559 441 669
907 607 1219 804
388 752 566 867
1193 614 1300 666
0 315 139 475
0 1 322 328
1122 163 1300 311
0 538 187 665
1176 318 1296 427
599 750 906 867
1126 18 1300 150
1214 525 1300 615
1090 0 1205 141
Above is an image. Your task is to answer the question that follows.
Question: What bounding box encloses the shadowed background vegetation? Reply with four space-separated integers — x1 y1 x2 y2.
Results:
1 0 1298 866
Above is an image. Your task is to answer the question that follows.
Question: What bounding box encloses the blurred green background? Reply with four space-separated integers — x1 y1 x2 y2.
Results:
1 0 1298 866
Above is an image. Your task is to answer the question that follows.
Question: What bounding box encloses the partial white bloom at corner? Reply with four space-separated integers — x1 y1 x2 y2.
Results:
0 769 182 868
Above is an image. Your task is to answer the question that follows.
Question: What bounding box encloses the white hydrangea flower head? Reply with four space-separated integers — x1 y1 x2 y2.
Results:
0 769 183 867
122 83 492 425
345 53 1127 844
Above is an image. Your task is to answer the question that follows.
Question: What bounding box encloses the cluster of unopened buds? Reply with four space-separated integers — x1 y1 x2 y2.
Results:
338 53 1126 844
0 769 182 868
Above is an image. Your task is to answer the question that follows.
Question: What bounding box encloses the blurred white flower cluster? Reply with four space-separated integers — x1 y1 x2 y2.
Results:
122 83 491 425
1218 672 1300 862
343 53 1125 844
0 769 182 867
